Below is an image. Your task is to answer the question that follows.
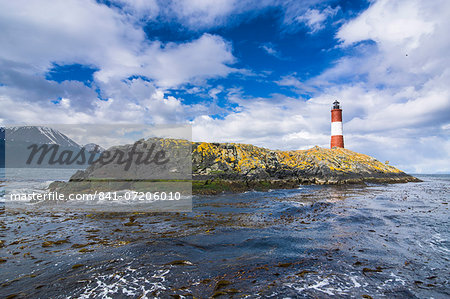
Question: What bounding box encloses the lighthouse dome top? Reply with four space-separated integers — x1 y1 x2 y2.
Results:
332 100 340 109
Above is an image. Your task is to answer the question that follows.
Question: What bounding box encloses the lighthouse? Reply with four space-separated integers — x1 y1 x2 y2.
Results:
330 100 344 148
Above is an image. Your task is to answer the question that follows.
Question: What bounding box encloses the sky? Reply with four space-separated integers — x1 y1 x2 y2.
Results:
0 0 449 173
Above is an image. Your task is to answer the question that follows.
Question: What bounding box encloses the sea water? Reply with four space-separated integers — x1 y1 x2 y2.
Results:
0 174 448 298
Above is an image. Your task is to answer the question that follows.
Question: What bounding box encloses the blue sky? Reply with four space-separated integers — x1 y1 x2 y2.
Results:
0 0 449 173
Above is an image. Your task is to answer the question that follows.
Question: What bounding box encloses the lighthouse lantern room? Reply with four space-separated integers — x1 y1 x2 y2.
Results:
330 100 344 149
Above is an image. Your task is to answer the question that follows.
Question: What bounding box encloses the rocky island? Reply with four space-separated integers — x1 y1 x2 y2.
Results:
190 141 420 193
50 138 420 195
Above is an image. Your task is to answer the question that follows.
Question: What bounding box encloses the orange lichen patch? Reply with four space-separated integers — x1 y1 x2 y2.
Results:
234 144 267 171
275 151 309 169
194 142 271 172
292 146 403 174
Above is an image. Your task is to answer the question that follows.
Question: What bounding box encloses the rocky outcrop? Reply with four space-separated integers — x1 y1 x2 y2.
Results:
191 142 419 187
50 138 420 195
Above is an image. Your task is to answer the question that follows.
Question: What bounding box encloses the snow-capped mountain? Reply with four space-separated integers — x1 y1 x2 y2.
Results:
5 126 81 148
83 143 105 153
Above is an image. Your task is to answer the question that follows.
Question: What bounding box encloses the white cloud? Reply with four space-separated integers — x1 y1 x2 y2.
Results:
192 95 330 150
260 43 285 59
335 0 449 85
337 0 434 49
139 34 236 87
276 74 318 93
208 86 224 100
0 0 143 71
261 44 277 56
111 0 159 20
92 33 237 87
166 0 240 29
296 6 339 33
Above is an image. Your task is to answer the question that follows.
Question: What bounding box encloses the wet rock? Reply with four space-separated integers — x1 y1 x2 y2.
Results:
71 264 84 269
165 260 194 266
41 239 69 247
277 262 292 268
212 291 227 297
295 270 317 277
78 248 94 253
362 267 382 273
214 280 231 290
71 243 89 249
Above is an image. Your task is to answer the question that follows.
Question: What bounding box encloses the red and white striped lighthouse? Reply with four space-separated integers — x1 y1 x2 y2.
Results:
330 100 344 148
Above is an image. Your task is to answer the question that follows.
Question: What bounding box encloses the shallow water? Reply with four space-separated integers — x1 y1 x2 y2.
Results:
1 175 449 298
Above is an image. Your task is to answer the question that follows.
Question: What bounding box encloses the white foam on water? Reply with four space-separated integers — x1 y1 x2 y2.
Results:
429 233 450 254
77 265 170 298
283 271 375 297
389 272 406 286
286 277 346 296
350 275 361 288
288 278 336 295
